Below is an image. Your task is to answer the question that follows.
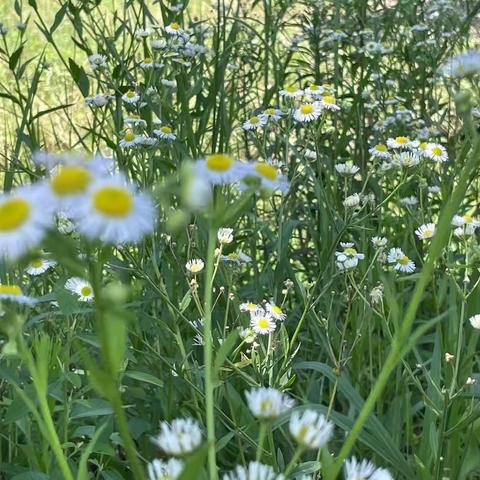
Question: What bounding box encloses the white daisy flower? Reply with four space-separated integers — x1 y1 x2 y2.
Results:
425 143 448 162
266 302 286 321
451 214 480 228
400 196 418 206
0 185 53 260
153 126 176 141
220 251 252 264
294 103 322 122
454 224 476 238
152 418 202 456
260 107 282 122
223 461 284 480
415 223 436 240
135 28 152 38
147 458 183 480
343 193 361 208
121 90 140 104
395 151 420 168
369 144 391 158
151 39 167 50
240 302 259 312
245 387 292 420
65 277 94 302
140 57 155 69
195 154 246 185
69 175 155 244
279 86 303 97
304 148 317 159
439 51 480 78
119 131 141 148
371 236 387 248
248 162 289 193
85 94 112 107
344 457 393 480
387 248 415 273
0 284 36 305
217 228 234 244
335 243 365 270
186 259 204 273
335 162 360 175
25 257 56 276
317 95 340 111
243 115 267 130
469 314 480 329
428 185 441 194
386 136 412 149
124 115 147 127
250 309 276 335
304 84 324 96
88 54 107 70
165 22 185 36
289 409 334 449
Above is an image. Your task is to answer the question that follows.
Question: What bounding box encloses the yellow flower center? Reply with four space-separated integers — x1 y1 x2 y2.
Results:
249 116 259 124
297 425 310 443
344 247 357 255
260 399 272 411
93 186 133 217
0 198 30 232
205 154 233 172
255 163 277 181
161 126 172 134
124 131 136 142
257 317 270 329
30 259 43 268
143 57 152 63
170 22 180 30
0 284 22 296
190 263 203 273
227 253 239 259
272 305 283 315
245 302 256 310
376 144 387 151
463 214 473 223
80 286 92 296
51 166 91 196
322 95 335 104
398 256 410 265
265 108 275 115
395 136 407 144
300 104 314 114
286 86 297 93
126 91 136 98
309 84 319 91
423 229 433 237
420 142 428 150
431 146 442 156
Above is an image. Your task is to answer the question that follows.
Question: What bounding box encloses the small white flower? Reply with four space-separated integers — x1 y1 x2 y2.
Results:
266 302 286 321
260 107 282 122
65 277 94 302
246 162 289 193
387 248 415 273
335 162 360 175
220 251 252 264
425 143 448 162
369 144 391 158
218 228 234 244
371 236 387 248
195 154 246 185
387 136 414 149
451 214 480 228
165 22 186 36
245 387 292 420
25 257 56 276
135 27 152 38
316 95 340 111
370 284 384 305
293 103 322 122
439 51 480 78
304 84 324 96
0 284 36 305
415 223 436 240
223 461 284 480
250 309 276 335
289 409 334 449
152 418 202 456
469 314 480 329
243 115 267 130
335 243 365 270
147 458 183 480
344 457 393 480
343 193 360 208
121 90 140 104
153 126 176 141
400 196 418 207
395 151 420 168
88 54 107 70
279 86 303 97
240 302 259 312
186 259 204 273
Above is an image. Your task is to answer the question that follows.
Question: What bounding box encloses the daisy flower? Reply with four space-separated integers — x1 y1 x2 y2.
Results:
245 387 292 420
425 143 448 162
248 162 289 193
195 154 246 185
369 144 391 158
69 175 155 244
266 302 286 321
469 314 480 329
119 131 141 148
451 214 480 228
317 95 340 111
152 418 202 456
0 284 36 305
47 164 92 211
387 248 415 273
260 107 282 122
250 309 276 335
335 242 365 270
88 54 107 70
124 114 147 127
415 223 436 240
121 90 140 104
220 251 252 264
153 126 176 140
400 196 418 207
243 115 267 130
240 302 259 312
335 162 360 175
139 57 159 69
165 22 185 36
0 185 53 260
147 458 183 480
135 28 152 38
344 457 393 480
439 51 480 78
289 409 334 449
217 228 233 244
186 259 204 273
371 236 387 248
65 277 94 302
387 136 412 149
223 462 284 480
25 257 56 276
395 151 420 168
294 103 322 122
279 86 303 97
304 84 324 96
343 193 360 208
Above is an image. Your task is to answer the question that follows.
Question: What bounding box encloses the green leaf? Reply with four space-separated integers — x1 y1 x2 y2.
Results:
124 370 163 388
178 445 208 480
77 422 108 480
50 4 68 34
70 399 113 420
9 46 23 71
68 57 89 97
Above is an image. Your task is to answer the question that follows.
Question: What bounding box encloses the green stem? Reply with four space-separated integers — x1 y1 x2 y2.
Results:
204 224 218 479
256 422 268 461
